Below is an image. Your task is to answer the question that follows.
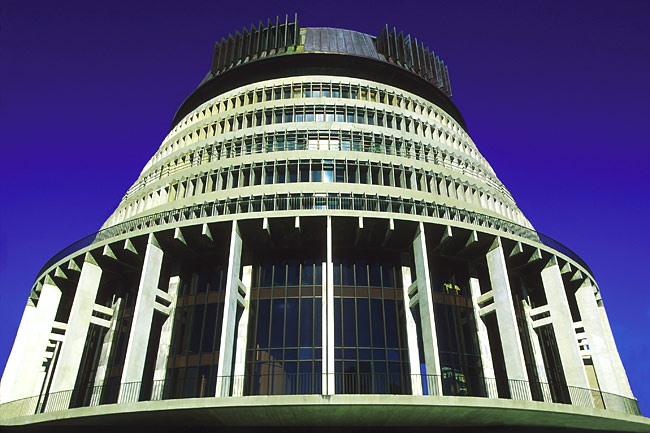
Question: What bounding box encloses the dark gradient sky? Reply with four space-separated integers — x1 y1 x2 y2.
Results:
1 0 648 414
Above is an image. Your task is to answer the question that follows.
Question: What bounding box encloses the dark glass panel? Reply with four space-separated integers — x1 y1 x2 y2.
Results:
260 262 273 287
334 298 342 347
189 304 205 353
201 303 218 353
287 260 300 286
274 262 286 286
369 263 381 287
256 299 271 349
342 259 354 286
270 299 285 348
384 299 398 347
343 298 356 347
370 299 385 347
301 260 314 285
314 298 322 347
382 263 394 288
356 298 370 347
355 261 368 286
285 298 299 348
299 298 313 347
333 260 341 286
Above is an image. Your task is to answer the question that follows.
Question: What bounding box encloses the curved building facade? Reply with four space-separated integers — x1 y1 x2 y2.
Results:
1 16 647 432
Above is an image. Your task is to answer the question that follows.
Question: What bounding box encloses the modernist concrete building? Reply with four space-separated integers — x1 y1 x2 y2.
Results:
1 15 648 432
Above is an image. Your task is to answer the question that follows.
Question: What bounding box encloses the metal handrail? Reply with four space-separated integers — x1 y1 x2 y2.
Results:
0 373 640 421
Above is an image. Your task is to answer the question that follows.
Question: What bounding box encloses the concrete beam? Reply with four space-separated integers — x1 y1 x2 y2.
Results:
202 223 213 242
173 227 187 246
381 218 395 247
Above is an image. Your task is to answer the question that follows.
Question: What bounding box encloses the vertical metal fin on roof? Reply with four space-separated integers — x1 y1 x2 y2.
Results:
210 13 300 76
374 24 452 97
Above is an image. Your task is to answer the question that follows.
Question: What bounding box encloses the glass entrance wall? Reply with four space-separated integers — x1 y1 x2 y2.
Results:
244 257 323 395
166 260 228 398
332 253 410 394
428 257 484 397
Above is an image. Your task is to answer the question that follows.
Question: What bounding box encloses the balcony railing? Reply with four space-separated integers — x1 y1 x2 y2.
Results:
0 373 640 421
33 193 593 284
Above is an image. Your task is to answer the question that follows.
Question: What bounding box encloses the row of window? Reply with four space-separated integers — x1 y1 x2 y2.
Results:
113 159 522 227
130 129 504 209
158 103 476 167
166 80 466 150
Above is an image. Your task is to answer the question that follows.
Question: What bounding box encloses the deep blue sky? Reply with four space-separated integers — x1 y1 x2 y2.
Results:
1 0 648 414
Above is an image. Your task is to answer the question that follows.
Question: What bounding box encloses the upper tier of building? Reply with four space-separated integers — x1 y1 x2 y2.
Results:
101 15 533 232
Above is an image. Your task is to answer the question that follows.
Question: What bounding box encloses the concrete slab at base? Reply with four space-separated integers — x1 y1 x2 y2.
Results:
2 395 649 433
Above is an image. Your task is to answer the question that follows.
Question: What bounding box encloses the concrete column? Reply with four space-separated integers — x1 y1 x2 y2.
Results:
485 238 531 400
1 302 37 403
575 285 622 396
412 222 442 395
118 234 164 403
401 266 423 396
232 265 252 396
324 216 335 395
90 298 122 406
468 273 498 398
0 279 63 404
597 300 634 399
215 221 243 397
540 260 591 400
46 254 102 411
151 276 181 400
521 301 553 402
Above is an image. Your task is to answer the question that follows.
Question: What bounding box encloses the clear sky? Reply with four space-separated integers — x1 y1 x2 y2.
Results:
1 0 649 415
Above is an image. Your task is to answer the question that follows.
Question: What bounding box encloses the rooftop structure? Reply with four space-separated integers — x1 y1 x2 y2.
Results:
1 15 647 432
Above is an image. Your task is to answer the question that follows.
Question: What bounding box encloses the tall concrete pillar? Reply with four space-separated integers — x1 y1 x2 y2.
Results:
540 260 591 401
324 216 335 395
216 221 243 397
46 254 102 411
232 265 252 396
521 303 553 402
90 298 122 406
575 285 621 396
597 300 634 399
0 279 61 404
485 238 531 400
0 301 37 403
151 275 181 400
412 222 442 395
401 266 423 396
468 272 498 398
118 234 164 403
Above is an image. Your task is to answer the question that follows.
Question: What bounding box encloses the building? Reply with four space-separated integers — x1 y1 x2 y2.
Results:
1 15 648 432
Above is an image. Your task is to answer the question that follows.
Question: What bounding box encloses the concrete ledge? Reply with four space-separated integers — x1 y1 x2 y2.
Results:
2 394 649 432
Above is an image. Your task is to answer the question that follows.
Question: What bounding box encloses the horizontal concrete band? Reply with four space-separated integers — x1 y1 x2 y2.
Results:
31 207 594 292
3 395 649 432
